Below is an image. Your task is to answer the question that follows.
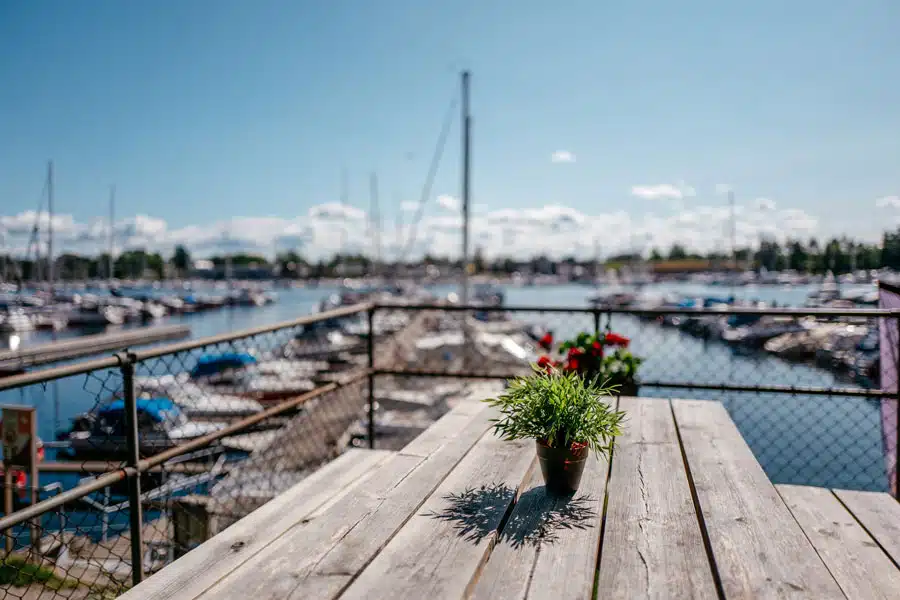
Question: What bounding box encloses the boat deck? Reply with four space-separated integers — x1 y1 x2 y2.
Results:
123 395 900 599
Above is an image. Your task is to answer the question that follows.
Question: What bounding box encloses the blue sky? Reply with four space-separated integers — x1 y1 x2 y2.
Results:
1 1 899 259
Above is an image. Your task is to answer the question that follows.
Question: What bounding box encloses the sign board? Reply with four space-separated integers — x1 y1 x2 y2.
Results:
2 405 36 469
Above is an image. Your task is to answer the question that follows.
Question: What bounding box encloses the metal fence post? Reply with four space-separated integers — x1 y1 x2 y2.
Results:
593 309 600 337
367 307 376 450
896 315 900 499
118 352 144 585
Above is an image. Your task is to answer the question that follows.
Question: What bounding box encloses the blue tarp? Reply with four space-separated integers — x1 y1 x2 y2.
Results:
703 296 734 307
99 397 178 422
190 352 257 378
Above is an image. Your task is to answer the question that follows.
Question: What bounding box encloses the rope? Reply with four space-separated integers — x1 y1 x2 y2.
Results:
400 90 459 262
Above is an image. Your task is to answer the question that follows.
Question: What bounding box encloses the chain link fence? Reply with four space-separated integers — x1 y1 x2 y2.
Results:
0 304 374 599
375 304 899 497
0 302 897 598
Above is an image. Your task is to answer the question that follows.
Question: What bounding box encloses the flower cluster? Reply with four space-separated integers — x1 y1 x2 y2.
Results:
535 331 640 389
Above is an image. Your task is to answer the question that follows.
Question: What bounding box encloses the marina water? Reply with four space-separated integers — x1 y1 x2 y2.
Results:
0 282 889 493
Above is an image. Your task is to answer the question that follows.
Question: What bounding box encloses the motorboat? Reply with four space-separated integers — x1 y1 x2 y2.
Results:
67 303 126 327
0 308 35 333
65 398 224 459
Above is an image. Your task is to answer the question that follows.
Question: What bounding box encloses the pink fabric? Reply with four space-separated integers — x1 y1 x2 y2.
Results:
878 284 899 495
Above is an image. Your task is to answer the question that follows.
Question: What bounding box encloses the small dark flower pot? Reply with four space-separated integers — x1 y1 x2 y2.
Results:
536 440 589 495
618 381 639 397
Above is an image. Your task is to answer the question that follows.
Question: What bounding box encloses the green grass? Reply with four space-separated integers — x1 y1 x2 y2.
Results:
0 555 79 590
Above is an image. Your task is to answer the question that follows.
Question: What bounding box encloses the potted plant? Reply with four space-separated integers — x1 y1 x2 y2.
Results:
600 348 642 397
546 331 642 396
484 365 625 495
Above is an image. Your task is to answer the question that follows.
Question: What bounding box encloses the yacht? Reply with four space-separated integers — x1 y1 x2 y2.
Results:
0 308 35 333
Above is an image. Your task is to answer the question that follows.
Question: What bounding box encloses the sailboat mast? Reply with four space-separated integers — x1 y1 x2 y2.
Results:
369 173 382 278
729 189 737 298
339 168 348 274
108 185 116 282
47 160 54 288
460 71 471 305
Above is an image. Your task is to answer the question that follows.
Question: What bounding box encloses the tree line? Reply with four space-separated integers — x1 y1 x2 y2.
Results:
646 235 888 273
3 231 900 282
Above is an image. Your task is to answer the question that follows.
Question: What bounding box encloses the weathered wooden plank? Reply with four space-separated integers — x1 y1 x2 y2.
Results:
833 488 900 566
778 484 900 599
399 400 488 458
597 397 717 599
201 404 496 600
467 464 543 600
672 399 844 598
339 433 534 599
468 432 608 600
120 448 393 600
526 441 609 599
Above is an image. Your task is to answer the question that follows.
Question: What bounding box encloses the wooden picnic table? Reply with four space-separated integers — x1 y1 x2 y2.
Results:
125 397 900 599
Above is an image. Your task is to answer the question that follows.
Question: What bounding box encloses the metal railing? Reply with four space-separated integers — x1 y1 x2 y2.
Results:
372 302 900 500
0 300 896 598
0 303 373 596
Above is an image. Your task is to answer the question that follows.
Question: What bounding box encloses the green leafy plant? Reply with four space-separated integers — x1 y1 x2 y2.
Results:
484 365 626 457
601 348 642 389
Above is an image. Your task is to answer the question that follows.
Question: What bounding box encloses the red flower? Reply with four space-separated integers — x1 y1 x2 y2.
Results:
538 332 554 351
592 340 602 350
605 332 630 347
568 358 579 371
567 346 583 357
536 355 552 369
570 441 588 451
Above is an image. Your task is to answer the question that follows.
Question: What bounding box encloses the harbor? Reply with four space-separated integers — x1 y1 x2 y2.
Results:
0 286 896 597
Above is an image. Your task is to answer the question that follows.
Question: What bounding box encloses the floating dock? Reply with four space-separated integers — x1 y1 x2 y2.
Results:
0 324 191 376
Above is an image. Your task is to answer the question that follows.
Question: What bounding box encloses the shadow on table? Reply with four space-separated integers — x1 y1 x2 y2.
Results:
424 482 597 548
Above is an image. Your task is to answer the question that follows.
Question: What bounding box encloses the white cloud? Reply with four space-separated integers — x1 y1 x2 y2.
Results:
0 211 77 235
675 180 696 197
631 184 691 200
436 194 460 211
0 197 824 262
550 150 576 163
876 195 900 209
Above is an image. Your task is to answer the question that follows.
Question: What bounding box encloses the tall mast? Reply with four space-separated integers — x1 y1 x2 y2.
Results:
369 173 382 278
339 168 348 274
460 71 471 305
225 223 233 285
108 185 116 282
47 161 54 287
729 189 736 298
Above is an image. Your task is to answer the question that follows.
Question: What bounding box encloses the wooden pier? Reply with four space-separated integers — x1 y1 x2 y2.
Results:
124 396 900 600
0 325 191 376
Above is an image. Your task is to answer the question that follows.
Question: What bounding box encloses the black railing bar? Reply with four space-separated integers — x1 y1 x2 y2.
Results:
0 467 132 532
0 354 122 393
374 303 900 318
130 302 372 361
374 369 886 397
374 368 512 380
643 380 885 398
